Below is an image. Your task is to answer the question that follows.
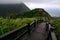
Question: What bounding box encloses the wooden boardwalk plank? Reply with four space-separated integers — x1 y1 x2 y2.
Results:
25 22 48 40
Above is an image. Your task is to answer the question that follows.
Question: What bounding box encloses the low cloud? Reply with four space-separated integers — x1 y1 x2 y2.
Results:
0 0 60 8
0 0 60 4
25 3 60 9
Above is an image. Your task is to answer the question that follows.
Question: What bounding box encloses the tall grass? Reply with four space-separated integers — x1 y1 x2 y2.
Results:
50 19 60 40
0 17 36 35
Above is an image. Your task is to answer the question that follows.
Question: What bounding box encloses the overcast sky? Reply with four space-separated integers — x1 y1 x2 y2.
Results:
0 0 60 17
0 0 60 9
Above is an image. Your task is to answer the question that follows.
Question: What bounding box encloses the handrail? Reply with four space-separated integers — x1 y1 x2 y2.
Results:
51 31 57 40
30 21 35 26
0 24 28 40
46 23 57 40
50 24 57 40
0 19 42 40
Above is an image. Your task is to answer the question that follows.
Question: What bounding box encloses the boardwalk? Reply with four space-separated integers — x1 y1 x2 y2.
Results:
23 22 48 40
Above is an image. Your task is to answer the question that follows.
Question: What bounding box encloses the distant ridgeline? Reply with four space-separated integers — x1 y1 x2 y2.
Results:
8 8 52 20
0 3 52 20
0 3 30 17
15 8 51 18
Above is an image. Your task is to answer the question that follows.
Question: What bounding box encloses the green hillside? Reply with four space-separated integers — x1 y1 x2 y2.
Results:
50 18 60 40
22 8 45 18
8 8 60 40
0 3 30 17
8 8 51 20
0 8 52 35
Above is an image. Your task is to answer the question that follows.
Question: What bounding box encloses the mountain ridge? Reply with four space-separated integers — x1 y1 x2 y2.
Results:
0 3 30 17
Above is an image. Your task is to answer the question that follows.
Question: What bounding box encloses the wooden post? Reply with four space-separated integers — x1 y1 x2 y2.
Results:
47 31 51 40
39 19 41 23
36 19 37 24
34 20 36 28
37 19 39 24
46 22 49 31
27 23 30 34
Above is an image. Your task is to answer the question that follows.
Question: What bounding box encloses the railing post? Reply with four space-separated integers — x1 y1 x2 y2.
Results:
46 22 49 31
37 19 39 24
47 30 51 40
36 19 37 24
34 20 36 28
40 19 42 22
27 23 30 34
50 27 57 40
39 19 41 23
46 23 51 40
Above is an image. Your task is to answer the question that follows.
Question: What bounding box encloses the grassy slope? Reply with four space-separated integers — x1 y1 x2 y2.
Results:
0 8 51 35
8 8 51 20
50 18 60 40
0 17 35 35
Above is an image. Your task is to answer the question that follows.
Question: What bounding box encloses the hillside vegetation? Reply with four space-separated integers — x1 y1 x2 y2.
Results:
0 3 30 17
0 8 51 35
8 8 51 20
50 18 60 40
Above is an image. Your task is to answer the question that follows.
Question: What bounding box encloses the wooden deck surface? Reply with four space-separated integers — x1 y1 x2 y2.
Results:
22 22 48 40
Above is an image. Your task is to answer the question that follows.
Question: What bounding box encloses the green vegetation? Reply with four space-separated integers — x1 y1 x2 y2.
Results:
0 8 60 40
8 8 48 20
0 17 35 35
0 8 51 35
0 3 30 16
50 18 60 40
0 5 60 40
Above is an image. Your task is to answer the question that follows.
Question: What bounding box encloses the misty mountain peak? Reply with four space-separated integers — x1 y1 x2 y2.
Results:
0 3 30 17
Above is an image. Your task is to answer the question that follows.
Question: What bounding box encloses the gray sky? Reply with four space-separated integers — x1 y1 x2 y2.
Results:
0 0 60 9
0 0 60 17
